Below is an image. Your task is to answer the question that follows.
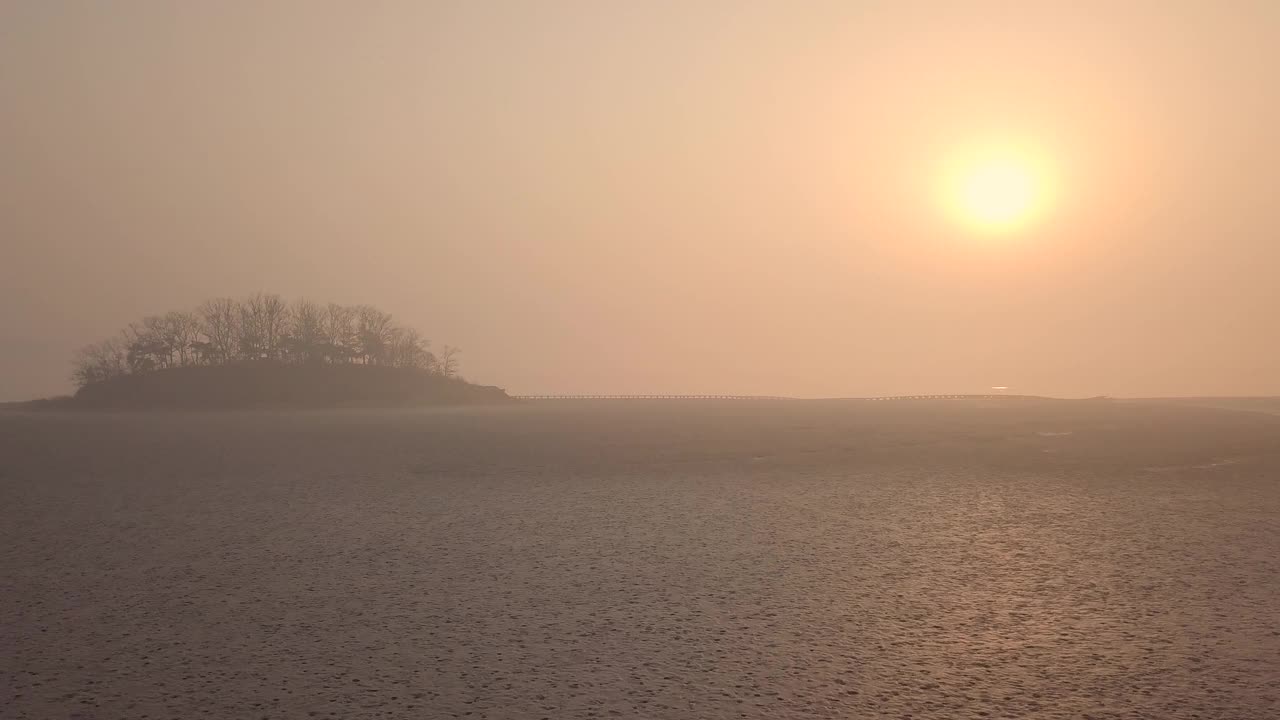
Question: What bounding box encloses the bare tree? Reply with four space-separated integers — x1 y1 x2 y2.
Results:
71 338 129 388
437 345 460 377
260 294 288 360
198 298 241 364
388 327 432 369
164 311 201 366
123 316 176 371
240 292 288 360
322 303 358 363
356 305 395 365
287 299 325 364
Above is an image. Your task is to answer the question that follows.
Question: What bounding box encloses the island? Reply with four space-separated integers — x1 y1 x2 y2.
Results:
45 293 511 409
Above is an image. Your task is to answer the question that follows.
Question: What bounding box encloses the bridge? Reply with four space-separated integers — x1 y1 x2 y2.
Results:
511 394 1044 401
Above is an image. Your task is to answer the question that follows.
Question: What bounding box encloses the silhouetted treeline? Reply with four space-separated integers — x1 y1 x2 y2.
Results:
73 293 460 388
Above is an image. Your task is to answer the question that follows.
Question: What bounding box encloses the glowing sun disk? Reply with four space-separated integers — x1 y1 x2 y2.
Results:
945 147 1051 234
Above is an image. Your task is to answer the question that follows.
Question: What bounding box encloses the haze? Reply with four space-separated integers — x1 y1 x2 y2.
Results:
3 2 1277 401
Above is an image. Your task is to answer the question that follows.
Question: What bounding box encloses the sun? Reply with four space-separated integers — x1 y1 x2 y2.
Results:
943 144 1052 234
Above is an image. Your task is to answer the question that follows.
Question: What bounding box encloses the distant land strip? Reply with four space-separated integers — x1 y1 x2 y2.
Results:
511 394 1051 401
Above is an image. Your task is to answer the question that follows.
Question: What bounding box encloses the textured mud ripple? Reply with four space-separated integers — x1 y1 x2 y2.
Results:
2 401 1279 719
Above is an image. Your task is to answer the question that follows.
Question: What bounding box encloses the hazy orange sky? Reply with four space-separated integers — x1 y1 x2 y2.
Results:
2 2 1277 400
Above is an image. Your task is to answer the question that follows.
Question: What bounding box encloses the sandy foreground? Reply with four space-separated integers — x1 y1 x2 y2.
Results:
2 400 1278 719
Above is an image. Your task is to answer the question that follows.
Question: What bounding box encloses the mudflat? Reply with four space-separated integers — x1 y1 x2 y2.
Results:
2 400 1278 719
